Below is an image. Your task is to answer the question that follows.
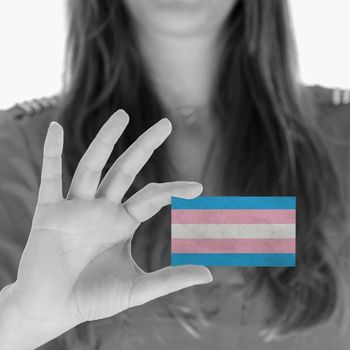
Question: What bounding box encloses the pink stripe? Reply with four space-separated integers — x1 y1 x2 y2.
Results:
171 210 295 224
171 238 295 253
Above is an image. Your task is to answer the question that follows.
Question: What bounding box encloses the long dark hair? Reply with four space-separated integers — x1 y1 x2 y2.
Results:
57 0 348 345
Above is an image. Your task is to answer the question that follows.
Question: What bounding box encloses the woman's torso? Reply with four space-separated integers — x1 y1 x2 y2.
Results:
0 87 349 349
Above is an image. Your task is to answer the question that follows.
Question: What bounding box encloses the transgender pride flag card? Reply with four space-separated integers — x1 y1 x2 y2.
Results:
171 196 296 267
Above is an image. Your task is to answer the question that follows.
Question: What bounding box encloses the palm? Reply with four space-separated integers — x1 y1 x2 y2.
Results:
20 197 138 321
72 240 139 321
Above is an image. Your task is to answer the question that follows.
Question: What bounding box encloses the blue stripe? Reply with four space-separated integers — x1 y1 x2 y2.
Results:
171 196 296 210
171 253 296 267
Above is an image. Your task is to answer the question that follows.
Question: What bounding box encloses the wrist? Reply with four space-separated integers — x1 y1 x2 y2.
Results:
0 282 74 349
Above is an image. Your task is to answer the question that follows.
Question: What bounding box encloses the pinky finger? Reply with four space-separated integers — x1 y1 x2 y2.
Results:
38 122 64 205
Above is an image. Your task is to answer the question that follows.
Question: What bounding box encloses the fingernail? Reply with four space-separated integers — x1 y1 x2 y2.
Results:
204 275 213 284
200 267 213 283
206 272 213 283
48 121 63 137
113 110 129 123
50 121 60 128
158 118 172 132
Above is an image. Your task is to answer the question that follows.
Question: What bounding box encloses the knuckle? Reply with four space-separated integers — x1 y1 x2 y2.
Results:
162 268 173 283
142 182 160 201
42 174 61 182
95 136 114 149
116 166 135 181
138 134 156 152
79 161 101 174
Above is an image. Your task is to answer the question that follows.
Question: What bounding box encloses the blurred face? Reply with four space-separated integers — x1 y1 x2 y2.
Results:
123 0 237 37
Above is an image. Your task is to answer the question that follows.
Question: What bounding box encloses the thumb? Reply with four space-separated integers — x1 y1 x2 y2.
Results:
130 265 213 307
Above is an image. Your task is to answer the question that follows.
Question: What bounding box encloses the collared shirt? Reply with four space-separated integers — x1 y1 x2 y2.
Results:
0 87 349 350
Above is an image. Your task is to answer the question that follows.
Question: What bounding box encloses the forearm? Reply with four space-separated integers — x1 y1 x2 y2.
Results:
0 283 71 350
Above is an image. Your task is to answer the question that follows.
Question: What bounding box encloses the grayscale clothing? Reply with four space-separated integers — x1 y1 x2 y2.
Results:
0 86 349 349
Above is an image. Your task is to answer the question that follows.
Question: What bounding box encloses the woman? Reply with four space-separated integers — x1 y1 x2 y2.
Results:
0 0 349 349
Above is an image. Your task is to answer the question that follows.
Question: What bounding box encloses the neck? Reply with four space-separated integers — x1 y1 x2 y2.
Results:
135 28 221 113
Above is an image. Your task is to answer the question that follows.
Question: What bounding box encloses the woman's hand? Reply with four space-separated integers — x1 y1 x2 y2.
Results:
0 110 212 349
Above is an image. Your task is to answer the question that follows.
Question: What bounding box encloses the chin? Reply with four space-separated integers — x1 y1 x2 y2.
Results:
124 0 237 36
145 1 213 36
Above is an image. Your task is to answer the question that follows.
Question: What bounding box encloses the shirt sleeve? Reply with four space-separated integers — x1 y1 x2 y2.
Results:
0 115 40 289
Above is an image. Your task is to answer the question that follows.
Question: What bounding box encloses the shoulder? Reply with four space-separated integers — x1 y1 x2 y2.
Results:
305 84 350 139
0 95 59 127
307 84 350 108
0 96 61 179
305 84 350 201
0 95 60 149
0 96 74 198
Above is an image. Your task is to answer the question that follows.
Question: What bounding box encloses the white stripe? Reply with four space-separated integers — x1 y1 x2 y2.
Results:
172 224 295 239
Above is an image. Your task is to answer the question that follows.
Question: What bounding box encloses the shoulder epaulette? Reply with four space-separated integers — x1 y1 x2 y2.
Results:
0 95 59 122
13 95 59 119
330 88 350 106
311 85 350 107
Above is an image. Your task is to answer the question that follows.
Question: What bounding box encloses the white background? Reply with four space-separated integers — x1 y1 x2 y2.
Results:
0 0 349 109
